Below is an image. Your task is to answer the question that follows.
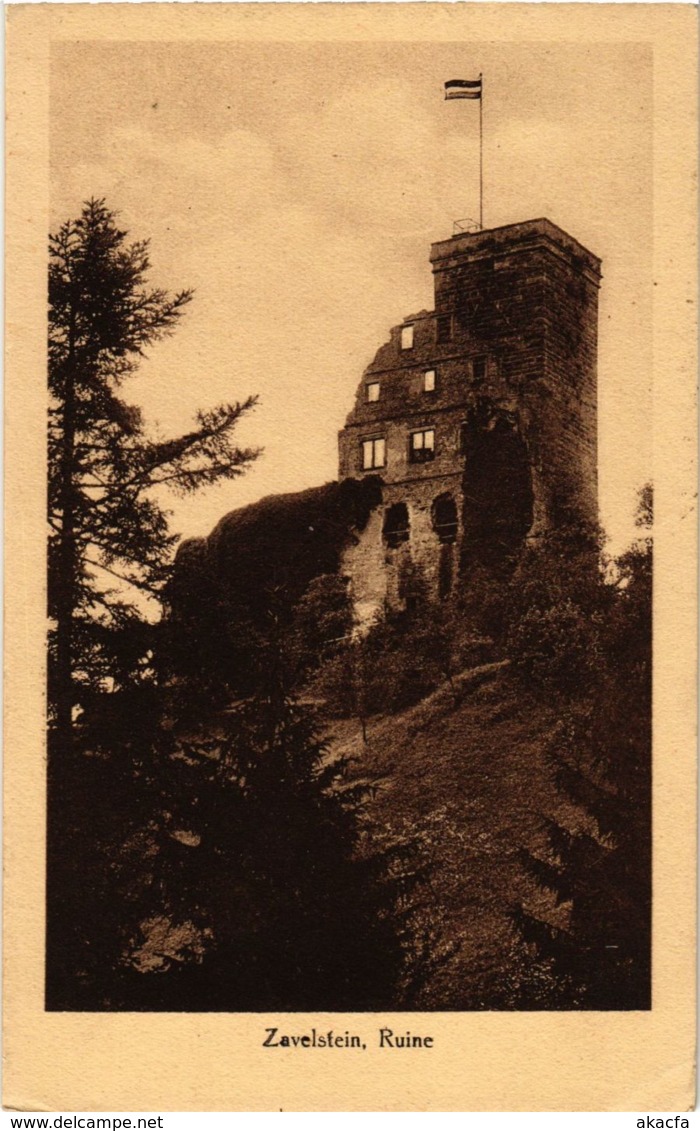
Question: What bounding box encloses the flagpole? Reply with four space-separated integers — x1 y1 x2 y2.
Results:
479 72 483 229
444 77 484 231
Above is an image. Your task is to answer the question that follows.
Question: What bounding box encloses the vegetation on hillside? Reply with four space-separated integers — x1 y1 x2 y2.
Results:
291 500 652 1011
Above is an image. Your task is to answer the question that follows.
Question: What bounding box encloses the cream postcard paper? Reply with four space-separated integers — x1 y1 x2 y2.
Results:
4 2 697 1112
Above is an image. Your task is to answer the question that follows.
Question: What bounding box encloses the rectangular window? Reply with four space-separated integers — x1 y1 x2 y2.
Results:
400 324 414 350
423 370 436 393
362 436 386 470
410 429 435 463
366 382 380 402
472 355 487 382
436 314 452 343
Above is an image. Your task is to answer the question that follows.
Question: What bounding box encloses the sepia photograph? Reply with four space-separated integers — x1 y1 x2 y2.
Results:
4 1 696 1113
45 33 653 1015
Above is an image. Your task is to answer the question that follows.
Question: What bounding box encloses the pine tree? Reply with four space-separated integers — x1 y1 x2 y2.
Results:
510 493 652 1009
48 198 259 742
46 199 260 1006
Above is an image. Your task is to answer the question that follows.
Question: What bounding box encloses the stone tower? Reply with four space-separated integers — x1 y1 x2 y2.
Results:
338 219 601 624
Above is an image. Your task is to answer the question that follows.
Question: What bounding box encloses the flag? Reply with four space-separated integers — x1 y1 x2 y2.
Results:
445 78 481 100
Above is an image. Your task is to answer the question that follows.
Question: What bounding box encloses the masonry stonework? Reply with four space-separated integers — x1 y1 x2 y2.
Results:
338 219 601 624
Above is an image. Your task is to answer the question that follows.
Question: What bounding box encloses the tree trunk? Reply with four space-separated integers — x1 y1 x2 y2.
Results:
52 323 78 749
47 314 80 1006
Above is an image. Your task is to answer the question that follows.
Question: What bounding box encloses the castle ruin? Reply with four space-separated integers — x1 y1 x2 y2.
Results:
338 219 601 625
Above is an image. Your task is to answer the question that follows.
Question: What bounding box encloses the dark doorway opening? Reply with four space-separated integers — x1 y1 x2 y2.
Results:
460 406 533 572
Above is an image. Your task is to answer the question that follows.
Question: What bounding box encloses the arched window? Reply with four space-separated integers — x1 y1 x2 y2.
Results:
432 494 458 544
383 503 410 549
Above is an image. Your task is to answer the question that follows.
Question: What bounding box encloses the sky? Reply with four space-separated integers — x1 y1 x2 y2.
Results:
50 39 652 553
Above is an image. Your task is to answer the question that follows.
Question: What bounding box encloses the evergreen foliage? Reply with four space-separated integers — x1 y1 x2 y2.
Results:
48 633 428 1011
506 491 652 1009
47 199 260 1005
126 690 422 1010
48 198 259 734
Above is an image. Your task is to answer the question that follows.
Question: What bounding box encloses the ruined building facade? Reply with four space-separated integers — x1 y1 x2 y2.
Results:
338 219 601 624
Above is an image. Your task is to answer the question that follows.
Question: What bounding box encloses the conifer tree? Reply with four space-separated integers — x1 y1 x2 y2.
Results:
48 199 259 743
46 199 259 1006
510 492 652 1009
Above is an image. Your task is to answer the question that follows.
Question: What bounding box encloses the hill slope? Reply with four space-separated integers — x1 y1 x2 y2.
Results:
326 663 581 1010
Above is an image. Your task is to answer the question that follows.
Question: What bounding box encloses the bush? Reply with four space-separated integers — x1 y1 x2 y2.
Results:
286 573 353 677
507 598 604 695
